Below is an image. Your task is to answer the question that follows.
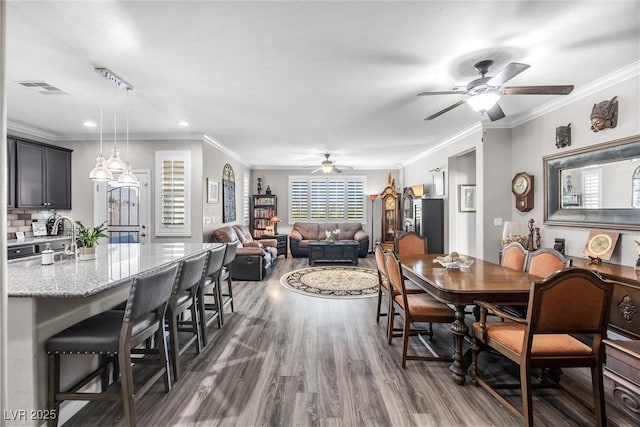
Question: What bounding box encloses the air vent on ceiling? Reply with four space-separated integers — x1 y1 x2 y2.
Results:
16 81 68 95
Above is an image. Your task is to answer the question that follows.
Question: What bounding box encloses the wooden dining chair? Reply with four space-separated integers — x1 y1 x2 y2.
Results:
385 251 455 368
526 247 571 278
395 231 428 256
501 242 528 271
374 244 392 325
471 268 614 427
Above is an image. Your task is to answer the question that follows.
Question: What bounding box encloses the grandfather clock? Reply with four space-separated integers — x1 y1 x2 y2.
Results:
380 173 400 249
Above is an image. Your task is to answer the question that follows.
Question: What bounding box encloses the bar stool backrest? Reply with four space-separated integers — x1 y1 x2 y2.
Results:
205 245 227 279
125 263 180 322
223 241 238 267
175 251 209 294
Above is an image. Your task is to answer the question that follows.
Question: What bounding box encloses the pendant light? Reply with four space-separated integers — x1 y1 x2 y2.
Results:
118 89 139 185
89 81 114 182
105 86 127 172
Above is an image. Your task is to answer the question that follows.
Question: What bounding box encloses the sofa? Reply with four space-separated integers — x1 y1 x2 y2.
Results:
211 224 278 281
288 222 369 258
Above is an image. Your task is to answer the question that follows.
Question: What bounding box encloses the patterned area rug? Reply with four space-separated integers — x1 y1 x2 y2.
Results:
280 266 378 299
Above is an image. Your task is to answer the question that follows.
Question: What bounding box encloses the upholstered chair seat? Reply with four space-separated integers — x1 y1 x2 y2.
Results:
394 293 456 321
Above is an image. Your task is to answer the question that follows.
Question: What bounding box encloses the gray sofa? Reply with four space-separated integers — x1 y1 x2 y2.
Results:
288 222 369 258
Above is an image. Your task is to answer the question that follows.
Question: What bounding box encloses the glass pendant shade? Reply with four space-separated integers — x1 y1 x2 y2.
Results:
467 93 500 112
117 162 139 185
105 146 126 172
89 155 114 181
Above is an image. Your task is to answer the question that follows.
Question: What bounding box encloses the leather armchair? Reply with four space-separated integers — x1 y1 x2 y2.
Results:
211 225 278 281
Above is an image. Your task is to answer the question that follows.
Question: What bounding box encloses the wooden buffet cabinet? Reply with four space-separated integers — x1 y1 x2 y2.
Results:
569 257 640 423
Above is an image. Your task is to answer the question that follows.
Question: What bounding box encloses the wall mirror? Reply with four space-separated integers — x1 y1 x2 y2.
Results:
544 134 640 230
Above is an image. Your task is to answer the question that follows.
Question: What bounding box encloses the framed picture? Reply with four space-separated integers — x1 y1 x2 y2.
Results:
459 184 476 212
207 178 219 203
433 171 445 196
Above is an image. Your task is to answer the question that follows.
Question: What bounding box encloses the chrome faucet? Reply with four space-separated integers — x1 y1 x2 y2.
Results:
53 216 77 258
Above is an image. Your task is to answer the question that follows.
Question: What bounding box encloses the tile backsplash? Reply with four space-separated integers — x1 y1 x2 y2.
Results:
7 209 56 239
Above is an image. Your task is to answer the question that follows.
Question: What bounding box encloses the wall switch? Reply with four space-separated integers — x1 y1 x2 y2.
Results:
494 218 503 227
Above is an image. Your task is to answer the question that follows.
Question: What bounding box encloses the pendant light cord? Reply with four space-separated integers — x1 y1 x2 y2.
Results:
126 89 130 159
113 86 117 149
99 80 103 155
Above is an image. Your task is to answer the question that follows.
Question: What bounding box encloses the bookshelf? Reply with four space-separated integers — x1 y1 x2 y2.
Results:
251 195 277 238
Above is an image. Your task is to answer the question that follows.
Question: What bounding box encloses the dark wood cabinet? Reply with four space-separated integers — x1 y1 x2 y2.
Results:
15 139 72 209
414 198 445 254
8 138 15 208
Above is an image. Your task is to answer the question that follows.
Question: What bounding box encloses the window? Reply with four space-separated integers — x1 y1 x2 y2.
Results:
243 172 250 225
582 168 601 209
289 175 366 223
155 151 191 236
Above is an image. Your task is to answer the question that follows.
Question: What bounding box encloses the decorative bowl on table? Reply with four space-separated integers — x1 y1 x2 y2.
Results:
433 256 474 270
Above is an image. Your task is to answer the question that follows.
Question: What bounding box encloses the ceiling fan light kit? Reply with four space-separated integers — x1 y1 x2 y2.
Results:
419 59 574 121
467 93 500 112
309 153 353 174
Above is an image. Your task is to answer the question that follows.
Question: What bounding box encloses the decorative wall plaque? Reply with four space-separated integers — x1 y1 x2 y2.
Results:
222 164 236 223
590 96 618 132
555 123 571 148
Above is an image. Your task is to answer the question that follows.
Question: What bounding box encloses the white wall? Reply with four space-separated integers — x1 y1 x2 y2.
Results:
251 168 396 244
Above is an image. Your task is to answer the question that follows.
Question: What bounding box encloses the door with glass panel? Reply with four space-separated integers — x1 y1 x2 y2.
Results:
95 170 150 244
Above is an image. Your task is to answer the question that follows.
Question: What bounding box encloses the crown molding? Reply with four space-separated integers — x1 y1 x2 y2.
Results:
203 134 250 168
507 60 640 128
250 165 399 171
402 123 482 167
7 120 57 141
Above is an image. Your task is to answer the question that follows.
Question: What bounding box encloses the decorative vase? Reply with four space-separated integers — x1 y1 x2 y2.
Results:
78 247 96 260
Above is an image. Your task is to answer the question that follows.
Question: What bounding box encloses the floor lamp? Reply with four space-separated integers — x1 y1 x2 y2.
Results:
368 194 378 253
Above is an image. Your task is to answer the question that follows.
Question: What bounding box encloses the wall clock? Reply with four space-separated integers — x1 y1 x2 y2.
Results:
511 172 534 212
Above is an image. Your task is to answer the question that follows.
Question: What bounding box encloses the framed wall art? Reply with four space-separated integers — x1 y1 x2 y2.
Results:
459 184 476 212
207 178 219 203
222 164 236 222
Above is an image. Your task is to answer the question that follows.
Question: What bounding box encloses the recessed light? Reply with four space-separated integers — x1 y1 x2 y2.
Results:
83 121 97 128
178 121 189 127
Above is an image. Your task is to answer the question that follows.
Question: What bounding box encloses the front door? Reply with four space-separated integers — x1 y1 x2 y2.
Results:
95 170 150 244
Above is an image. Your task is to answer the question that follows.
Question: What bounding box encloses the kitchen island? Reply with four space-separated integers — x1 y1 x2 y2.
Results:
6 242 220 426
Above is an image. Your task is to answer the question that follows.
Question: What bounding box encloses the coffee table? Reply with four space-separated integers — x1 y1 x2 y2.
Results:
308 241 359 266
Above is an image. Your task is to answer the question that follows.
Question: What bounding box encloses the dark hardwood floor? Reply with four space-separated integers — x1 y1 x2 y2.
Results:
65 256 634 426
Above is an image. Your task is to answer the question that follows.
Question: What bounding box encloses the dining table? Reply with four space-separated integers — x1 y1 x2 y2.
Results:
399 253 535 385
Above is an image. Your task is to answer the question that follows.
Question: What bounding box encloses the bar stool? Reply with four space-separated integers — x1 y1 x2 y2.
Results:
167 251 209 382
197 244 227 346
219 241 238 324
46 263 179 427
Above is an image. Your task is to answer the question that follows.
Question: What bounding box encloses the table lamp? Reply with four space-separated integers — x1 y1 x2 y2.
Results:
269 216 281 235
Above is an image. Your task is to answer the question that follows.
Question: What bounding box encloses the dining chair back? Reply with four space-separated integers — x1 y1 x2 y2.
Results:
374 243 391 325
395 231 428 256
501 242 528 271
526 247 571 278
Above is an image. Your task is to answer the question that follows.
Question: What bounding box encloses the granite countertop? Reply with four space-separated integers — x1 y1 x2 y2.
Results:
7 235 72 247
8 242 220 298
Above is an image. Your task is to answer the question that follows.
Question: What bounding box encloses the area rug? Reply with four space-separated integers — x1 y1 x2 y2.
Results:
280 266 378 299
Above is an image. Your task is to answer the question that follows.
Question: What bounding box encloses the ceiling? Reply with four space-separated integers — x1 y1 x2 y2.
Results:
5 1 640 170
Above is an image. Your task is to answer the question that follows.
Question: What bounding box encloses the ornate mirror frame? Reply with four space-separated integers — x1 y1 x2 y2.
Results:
544 134 640 230
222 163 236 223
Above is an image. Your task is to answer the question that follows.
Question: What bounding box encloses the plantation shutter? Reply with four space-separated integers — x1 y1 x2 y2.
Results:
583 169 601 209
346 179 365 220
288 175 366 223
155 151 191 236
160 159 185 226
243 172 250 224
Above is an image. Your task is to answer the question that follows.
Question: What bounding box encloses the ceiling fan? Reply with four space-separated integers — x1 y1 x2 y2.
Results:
309 154 353 174
418 60 574 121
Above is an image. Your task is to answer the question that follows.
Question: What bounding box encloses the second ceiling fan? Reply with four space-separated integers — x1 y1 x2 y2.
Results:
418 60 574 121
